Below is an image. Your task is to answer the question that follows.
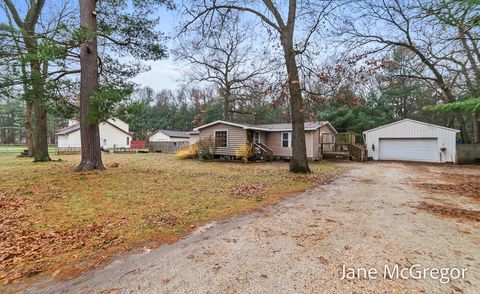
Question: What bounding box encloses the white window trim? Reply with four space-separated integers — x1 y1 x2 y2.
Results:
281 132 292 148
214 129 228 148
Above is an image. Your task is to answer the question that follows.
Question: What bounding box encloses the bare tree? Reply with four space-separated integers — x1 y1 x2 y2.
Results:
177 17 271 121
430 0 480 142
181 0 337 173
340 0 479 142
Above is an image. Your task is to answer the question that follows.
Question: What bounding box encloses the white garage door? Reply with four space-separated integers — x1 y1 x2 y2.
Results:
379 138 438 162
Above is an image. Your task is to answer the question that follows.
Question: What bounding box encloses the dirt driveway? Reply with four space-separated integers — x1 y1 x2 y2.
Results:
25 162 480 293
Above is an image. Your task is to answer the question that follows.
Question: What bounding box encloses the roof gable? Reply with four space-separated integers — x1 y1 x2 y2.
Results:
56 121 132 136
363 119 460 134
193 120 257 131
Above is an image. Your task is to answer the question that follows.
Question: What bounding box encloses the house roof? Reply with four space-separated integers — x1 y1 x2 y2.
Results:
254 122 331 131
193 120 336 133
363 119 460 134
56 121 132 136
151 130 190 138
55 123 80 135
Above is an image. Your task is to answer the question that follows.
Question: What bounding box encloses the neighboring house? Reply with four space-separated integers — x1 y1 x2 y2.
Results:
149 130 190 142
191 120 337 159
56 118 132 149
363 119 459 163
188 131 200 145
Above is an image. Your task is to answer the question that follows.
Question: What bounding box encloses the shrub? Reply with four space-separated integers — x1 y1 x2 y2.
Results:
236 143 254 163
176 144 199 159
197 138 214 160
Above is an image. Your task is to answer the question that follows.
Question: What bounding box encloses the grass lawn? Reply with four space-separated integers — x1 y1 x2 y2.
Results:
0 153 342 285
0 145 57 154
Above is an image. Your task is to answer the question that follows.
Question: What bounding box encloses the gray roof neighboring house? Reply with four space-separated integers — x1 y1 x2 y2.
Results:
152 130 190 138
55 124 80 135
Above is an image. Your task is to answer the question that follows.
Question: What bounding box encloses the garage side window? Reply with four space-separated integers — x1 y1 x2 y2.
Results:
215 130 228 148
282 132 292 148
127 137 130 145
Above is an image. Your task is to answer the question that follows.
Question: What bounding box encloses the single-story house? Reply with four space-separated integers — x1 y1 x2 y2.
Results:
149 130 190 142
190 120 337 159
56 118 132 149
363 119 459 163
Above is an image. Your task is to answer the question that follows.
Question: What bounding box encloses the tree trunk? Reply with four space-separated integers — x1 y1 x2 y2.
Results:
22 28 50 161
32 100 50 161
76 0 105 171
25 100 35 157
28 51 50 162
459 115 470 144
473 112 480 144
281 32 310 173
223 87 230 120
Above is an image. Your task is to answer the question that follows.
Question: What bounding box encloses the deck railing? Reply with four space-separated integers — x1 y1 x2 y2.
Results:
348 144 367 162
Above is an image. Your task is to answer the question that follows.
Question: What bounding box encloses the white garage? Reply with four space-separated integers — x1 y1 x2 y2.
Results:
363 119 459 163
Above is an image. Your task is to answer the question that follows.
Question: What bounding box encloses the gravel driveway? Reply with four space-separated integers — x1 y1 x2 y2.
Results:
27 162 480 293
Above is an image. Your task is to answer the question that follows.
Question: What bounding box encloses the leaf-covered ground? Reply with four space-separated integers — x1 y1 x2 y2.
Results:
0 153 342 285
412 165 480 222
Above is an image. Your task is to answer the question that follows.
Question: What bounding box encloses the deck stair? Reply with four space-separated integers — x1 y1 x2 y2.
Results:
253 142 273 161
322 151 351 161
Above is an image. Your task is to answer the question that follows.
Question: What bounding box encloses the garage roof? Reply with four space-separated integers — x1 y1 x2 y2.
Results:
363 119 460 134
153 130 190 138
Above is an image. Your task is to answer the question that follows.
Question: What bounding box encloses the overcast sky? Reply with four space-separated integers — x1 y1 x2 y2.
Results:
130 6 183 91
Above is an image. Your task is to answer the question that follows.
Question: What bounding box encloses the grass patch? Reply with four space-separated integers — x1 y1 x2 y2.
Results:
0 145 57 154
0 153 342 285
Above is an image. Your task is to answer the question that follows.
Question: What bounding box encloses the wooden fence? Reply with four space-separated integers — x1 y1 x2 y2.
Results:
56 147 81 154
149 141 189 153
456 144 480 164
131 140 146 149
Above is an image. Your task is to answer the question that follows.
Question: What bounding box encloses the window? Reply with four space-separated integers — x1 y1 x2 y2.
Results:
254 132 260 144
127 137 130 145
282 132 292 148
215 130 228 148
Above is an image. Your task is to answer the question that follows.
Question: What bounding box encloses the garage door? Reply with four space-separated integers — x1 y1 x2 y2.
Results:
379 138 438 162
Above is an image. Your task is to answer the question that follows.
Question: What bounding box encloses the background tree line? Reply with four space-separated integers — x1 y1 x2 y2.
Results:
1 0 479 172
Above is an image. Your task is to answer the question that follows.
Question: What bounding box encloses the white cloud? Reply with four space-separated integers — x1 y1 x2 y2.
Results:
131 59 183 91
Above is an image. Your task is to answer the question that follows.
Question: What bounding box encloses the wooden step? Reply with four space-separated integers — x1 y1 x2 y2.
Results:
322 152 350 160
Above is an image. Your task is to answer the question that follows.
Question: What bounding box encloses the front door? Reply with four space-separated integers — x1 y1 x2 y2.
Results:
253 131 260 144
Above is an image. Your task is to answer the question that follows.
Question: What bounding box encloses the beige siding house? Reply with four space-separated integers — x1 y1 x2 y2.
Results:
192 120 337 159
